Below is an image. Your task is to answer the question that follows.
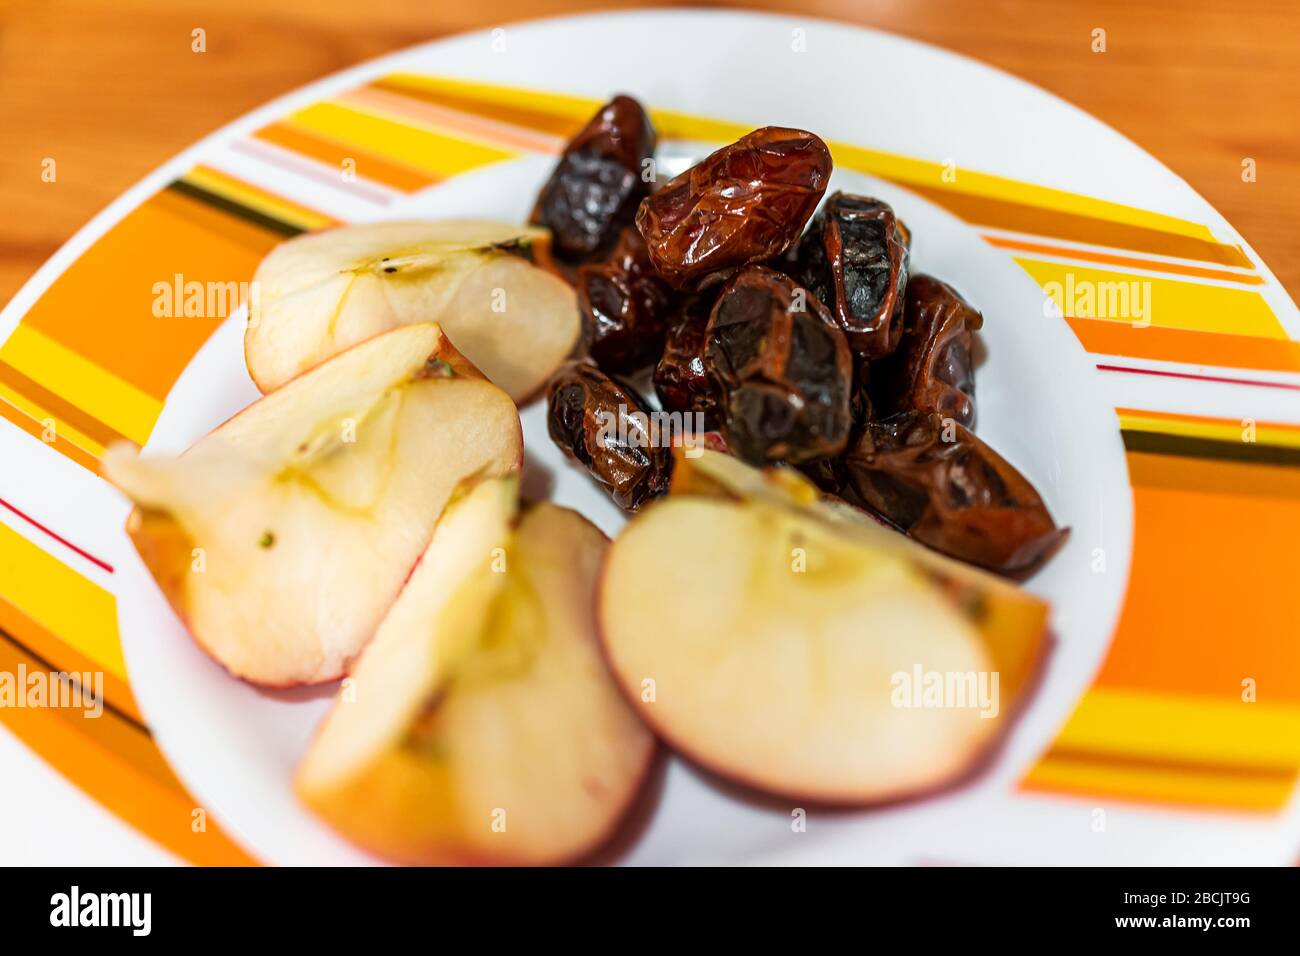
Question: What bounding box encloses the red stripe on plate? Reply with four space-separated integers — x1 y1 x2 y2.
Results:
1097 363 1300 392
0 496 115 574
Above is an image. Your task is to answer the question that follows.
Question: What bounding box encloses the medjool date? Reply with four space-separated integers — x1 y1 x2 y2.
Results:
546 361 672 511
794 193 910 358
872 274 982 427
577 227 675 374
531 95 657 263
635 127 832 290
704 267 852 465
837 410 1068 576
653 292 722 427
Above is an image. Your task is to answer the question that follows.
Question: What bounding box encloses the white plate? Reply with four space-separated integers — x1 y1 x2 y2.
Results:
101 9 1242 865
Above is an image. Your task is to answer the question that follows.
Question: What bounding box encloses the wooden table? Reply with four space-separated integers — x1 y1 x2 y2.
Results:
2 0 1297 302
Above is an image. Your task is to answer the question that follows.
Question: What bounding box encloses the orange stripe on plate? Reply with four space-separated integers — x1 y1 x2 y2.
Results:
370 75 587 138
0 400 101 471
0 632 176 789
347 85 563 156
1066 317 1300 373
254 122 436 192
1039 746 1297 783
908 184 1252 268
1091 449 1300 701
1126 451 1300 499
0 594 141 725
16 188 277 407
0 361 127 449
1023 751 1294 813
984 235 1265 285
0 639 258 864
370 73 1251 270
1020 446 1300 811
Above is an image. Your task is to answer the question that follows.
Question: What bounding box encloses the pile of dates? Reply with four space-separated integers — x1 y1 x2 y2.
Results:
536 95 1067 577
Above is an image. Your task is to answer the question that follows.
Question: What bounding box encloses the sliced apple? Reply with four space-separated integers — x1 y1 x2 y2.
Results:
598 449 1049 804
102 323 523 686
673 449 1050 699
246 219 579 402
298 478 654 865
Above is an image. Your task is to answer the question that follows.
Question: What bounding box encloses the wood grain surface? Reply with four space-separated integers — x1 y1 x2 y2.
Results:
1 0 1296 304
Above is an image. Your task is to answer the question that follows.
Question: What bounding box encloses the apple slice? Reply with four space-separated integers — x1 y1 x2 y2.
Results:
102 323 523 686
246 219 579 402
298 478 654 865
673 449 1050 699
598 449 1049 804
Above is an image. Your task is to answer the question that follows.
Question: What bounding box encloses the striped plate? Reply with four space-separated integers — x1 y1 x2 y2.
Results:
1 10 1297 865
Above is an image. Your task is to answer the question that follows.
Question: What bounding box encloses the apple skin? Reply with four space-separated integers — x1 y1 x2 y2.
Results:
244 220 580 404
297 493 655 865
302 730 658 867
595 451 1052 808
125 506 195 622
105 323 525 687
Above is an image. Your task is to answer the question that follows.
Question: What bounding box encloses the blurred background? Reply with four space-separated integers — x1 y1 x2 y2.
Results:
1 0 1297 300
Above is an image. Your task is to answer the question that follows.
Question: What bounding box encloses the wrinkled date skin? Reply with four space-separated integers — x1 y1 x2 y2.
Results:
849 355 874 425
635 127 832 290
704 267 853 465
577 227 676 374
836 410 1068 577
652 292 722 428
872 274 983 427
794 192 911 359
531 95 657 263
546 361 672 511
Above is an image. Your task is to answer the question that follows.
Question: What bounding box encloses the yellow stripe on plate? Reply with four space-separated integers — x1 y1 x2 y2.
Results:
1118 410 1300 449
0 521 124 680
1014 259 1285 338
0 326 162 446
1023 751 1294 812
287 101 517 180
376 73 1223 245
184 166 334 232
1050 687 1300 769
380 72 602 127
0 380 107 459
829 142 1220 243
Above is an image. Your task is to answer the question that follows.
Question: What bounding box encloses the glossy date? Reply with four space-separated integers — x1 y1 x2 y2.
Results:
833 410 1068 576
871 274 983 427
546 361 672 511
531 95 657 263
794 192 911 359
702 267 853 465
635 127 832 290
577 226 675 374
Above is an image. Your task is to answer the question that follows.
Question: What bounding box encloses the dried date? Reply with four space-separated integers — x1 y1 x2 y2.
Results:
546 361 672 511
577 227 675 374
794 193 910 358
531 95 657 263
635 127 831 290
652 292 722 428
871 274 982 428
836 410 1068 576
703 267 852 465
